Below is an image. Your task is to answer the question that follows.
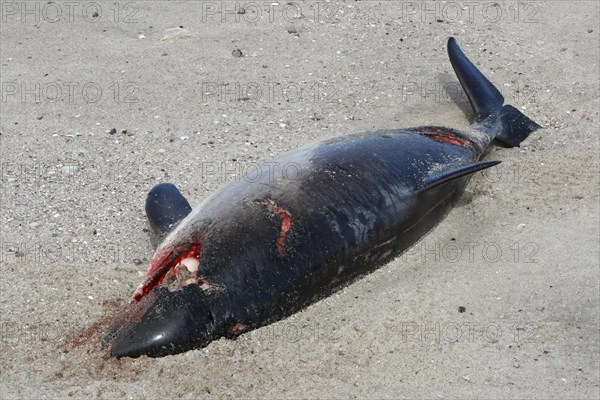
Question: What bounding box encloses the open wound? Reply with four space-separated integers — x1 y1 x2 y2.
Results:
132 243 204 302
415 127 470 146
257 199 292 256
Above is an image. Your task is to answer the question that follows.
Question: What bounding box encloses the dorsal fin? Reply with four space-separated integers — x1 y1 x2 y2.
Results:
421 160 501 192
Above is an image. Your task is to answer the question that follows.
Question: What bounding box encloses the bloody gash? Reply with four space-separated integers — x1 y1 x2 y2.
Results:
102 38 541 358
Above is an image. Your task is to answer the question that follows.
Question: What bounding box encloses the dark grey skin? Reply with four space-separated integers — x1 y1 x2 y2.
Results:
103 38 541 358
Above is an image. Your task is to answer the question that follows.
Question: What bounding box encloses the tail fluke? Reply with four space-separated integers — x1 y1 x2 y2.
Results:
447 37 504 121
497 105 542 147
447 37 542 147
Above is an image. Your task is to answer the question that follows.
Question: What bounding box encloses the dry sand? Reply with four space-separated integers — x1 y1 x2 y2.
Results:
1 1 599 398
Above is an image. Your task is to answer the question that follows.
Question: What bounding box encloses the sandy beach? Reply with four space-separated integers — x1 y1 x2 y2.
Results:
1 1 599 398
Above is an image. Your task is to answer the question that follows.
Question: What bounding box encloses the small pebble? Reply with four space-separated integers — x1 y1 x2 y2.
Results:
92 12 99 17
109 128 117 135
458 306 466 313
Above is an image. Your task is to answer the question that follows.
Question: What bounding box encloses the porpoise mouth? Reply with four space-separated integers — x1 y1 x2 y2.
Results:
132 243 201 302
101 242 205 353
